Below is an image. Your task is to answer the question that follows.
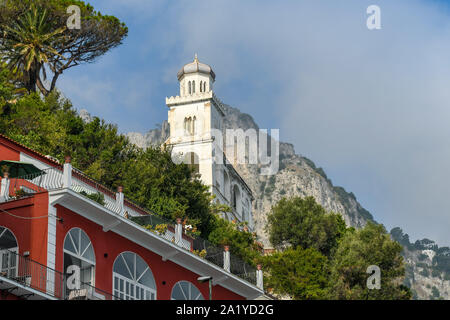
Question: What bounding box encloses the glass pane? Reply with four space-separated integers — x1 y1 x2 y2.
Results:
9 253 16 267
122 252 135 279
114 256 132 279
2 253 8 269
114 277 118 291
180 281 190 296
80 262 93 284
135 255 148 280
171 283 185 300
82 243 95 264
64 234 76 254
137 267 156 289
0 229 17 249
70 229 80 253
120 278 124 291
80 231 89 254
171 281 203 300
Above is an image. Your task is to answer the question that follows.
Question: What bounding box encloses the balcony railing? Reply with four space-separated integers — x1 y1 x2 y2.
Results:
71 167 121 213
130 215 258 287
0 249 65 299
0 249 118 300
8 167 63 198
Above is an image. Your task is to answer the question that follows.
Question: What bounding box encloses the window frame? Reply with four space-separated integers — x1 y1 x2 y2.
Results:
63 227 96 288
112 251 157 300
0 227 19 278
171 280 204 300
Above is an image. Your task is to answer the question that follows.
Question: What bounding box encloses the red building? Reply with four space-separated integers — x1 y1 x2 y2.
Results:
0 134 264 300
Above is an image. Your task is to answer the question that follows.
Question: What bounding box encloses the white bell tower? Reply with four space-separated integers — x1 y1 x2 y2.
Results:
165 55 224 190
165 55 254 230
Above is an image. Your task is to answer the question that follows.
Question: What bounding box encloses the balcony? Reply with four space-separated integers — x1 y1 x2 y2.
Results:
0 249 118 300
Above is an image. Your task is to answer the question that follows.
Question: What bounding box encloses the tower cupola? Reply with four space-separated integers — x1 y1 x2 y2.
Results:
177 54 215 97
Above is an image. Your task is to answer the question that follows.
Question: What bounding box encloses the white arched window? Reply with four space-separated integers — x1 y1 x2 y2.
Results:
192 116 196 135
200 81 203 92
243 199 250 222
63 228 96 290
223 171 230 200
188 81 192 94
232 185 242 216
0 226 18 278
192 81 196 93
184 117 190 135
171 281 204 300
184 152 199 173
113 252 156 300
203 81 206 92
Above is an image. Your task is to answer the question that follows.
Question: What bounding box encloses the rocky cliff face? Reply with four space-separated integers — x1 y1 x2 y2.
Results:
124 104 373 247
403 247 450 300
115 104 448 300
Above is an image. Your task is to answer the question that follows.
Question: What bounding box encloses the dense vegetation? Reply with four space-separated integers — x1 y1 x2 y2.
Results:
0 0 128 95
262 196 411 299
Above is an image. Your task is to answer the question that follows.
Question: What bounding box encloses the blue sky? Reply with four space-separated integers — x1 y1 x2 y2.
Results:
58 0 450 246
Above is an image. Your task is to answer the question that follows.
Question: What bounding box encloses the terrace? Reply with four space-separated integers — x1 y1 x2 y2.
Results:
0 157 264 297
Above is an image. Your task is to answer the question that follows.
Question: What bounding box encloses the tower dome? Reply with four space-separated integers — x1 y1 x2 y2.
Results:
177 54 216 81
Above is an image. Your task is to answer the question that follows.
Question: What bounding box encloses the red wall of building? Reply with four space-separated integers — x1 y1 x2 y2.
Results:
54 205 244 300
0 193 49 265
0 141 20 163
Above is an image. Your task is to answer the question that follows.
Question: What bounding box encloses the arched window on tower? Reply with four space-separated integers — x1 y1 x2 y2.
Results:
200 81 203 93
184 117 190 135
188 81 191 95
243 199 250 223
203 81 206 92
223 171 230 200
232 185 241 211
192 81 195 93
192 116 196 135
184 152 199 173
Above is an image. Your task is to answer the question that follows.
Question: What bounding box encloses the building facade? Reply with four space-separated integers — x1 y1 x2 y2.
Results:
165 55 254 229
0 134 263 300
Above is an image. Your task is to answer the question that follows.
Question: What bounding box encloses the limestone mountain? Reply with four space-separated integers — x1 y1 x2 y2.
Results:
126 104 373 247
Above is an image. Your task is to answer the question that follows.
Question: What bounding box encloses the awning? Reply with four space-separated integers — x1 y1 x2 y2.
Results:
0 160 44 179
